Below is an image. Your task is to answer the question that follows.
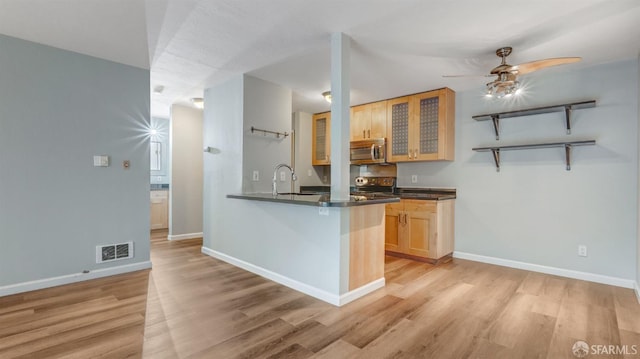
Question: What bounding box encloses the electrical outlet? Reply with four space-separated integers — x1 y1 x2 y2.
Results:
307 169 312 177
578 245 587 257
280 171 286 181
319 207 329 216
323 175 328 183
411 175 418 183
252 170 259 181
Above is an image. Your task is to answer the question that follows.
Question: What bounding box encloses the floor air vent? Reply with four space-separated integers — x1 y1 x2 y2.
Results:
96 242 134 263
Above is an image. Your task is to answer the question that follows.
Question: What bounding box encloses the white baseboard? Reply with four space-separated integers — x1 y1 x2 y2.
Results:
201 246 384 306
338 278 385 306
634 282 640 304
0 261 152 297
168 232 203 241
453 251 635 289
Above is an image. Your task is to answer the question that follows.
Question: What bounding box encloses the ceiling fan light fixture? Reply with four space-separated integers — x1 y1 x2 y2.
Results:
486 79 520 99
449 46 580 99
322 91 332 103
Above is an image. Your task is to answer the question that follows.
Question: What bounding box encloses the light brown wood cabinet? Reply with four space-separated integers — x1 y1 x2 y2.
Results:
150 190 168 230
312 112 331 165
385 199 454 260
350 101 387 141
387 88 455 162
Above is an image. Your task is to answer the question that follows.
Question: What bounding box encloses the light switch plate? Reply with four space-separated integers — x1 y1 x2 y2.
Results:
280 171 286 181
252 170 259 181
411 175 418 183
93 155 109 167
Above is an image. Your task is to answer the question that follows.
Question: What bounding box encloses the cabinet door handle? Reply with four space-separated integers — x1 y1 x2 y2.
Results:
367 129 370 138
403 213 407 225
363 130 366 138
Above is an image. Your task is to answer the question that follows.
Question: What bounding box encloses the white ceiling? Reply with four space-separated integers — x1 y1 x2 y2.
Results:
1 0 639 119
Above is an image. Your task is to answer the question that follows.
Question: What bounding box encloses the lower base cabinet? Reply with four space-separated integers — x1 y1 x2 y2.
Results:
385 199 454 260
150 190 169 229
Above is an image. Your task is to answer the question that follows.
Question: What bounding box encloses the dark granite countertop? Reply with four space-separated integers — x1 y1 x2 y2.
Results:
299 186 456 201
227 192 399 207
299 186 331 194
300 186 456 201
394 188 456 200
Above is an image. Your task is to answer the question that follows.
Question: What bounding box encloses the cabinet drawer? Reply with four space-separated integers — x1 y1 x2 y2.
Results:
385 202 404 211
402 199 436 213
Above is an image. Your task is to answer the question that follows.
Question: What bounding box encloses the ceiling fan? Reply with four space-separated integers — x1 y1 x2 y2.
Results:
445 46 581 98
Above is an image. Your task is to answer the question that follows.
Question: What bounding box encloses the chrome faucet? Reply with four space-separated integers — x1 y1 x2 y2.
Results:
272 163 297 196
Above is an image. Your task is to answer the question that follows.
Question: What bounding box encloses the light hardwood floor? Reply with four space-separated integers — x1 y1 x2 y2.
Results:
1 229 639 358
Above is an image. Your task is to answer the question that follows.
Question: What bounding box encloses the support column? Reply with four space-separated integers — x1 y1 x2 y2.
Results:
330 32 351 201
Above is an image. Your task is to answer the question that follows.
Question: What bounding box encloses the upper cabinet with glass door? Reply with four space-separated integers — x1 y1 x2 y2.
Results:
387 88 455 162
312 112 331 165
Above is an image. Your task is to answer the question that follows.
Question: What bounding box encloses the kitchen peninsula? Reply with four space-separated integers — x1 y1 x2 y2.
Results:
221 192 399 305
203 36 414 307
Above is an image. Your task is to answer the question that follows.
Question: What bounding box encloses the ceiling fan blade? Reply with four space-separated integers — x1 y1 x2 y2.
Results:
513 57 581 75
442 74 495 78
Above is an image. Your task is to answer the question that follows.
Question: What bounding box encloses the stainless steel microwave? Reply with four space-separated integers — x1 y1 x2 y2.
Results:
350 138 387 165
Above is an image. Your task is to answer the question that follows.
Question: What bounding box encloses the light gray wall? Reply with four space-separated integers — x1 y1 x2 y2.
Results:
150 117 170 184
398 59 638 280
170 104 203 236
0 34 150 286
203 75 244 251
208 199 345 294
242 75 292 193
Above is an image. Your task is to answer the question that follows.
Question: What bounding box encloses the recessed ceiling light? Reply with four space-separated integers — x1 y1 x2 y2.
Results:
322 91 332 103
191 97 204 109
